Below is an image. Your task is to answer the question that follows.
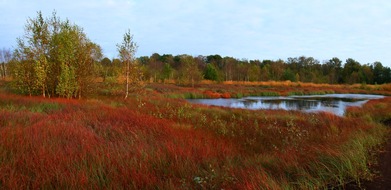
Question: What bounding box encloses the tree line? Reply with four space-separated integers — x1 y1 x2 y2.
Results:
132 54 390 85
1 11 390 99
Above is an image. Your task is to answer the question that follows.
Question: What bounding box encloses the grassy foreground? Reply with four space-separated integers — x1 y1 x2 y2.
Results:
0 81 390 189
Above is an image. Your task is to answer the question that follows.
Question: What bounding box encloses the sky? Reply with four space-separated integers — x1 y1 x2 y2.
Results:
1 0 390 66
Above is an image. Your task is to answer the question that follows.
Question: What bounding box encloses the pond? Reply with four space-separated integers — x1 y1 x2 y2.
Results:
187 94 385 116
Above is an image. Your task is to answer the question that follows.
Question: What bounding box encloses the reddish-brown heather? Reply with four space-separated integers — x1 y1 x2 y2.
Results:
203 90 221 98
0 82 390 189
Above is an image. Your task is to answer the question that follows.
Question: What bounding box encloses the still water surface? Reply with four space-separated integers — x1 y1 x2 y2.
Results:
187 94 384 116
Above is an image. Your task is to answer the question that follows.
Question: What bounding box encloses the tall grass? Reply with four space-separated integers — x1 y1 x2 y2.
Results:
0 84 389 189
288 90 336 96
0 94 63 113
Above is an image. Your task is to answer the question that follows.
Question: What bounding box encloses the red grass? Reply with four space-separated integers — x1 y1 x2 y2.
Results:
0 84 389 189
202 90 232 99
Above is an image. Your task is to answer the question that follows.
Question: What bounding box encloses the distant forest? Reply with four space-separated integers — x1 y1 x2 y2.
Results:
100 53 390 85
3 51 391 87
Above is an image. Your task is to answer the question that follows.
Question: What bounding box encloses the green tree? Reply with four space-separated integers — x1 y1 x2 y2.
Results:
222 57 236 81
74 41 102 98
259 61 271 81
361 64 373 84
17 11 51 97
283 68 296 82
323 57 342 84
204 63 218 81
8 59 36 96
343 58 361 84
56 63 77 98
117 29 140 99
269 59 285 81
98 57 115 82
162 63 173 82
207 54 223 69
373 62 384 84
177 55 202 87
382 67 391 84
247 64 261 82
148 53 164 82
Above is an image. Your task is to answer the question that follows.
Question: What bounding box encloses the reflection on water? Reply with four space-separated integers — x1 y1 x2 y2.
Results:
187 94 384 116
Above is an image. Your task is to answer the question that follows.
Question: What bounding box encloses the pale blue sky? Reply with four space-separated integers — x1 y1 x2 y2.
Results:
1 0 390 66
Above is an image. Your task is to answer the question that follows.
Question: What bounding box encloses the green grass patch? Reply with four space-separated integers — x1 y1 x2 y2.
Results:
288 90 335 96
249 91 280 97
184 92 205 99
232 93 243 98
0 99 63 113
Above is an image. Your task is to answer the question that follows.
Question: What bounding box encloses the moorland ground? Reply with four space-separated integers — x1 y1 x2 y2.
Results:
0 80 390 189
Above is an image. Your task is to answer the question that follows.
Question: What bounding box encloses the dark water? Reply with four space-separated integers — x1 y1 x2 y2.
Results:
187 94 384 116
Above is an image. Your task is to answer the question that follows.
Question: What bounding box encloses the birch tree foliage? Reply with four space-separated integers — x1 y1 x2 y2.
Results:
15 11 50 97
11 11 101 98
56 63 77 99
177 55 202 87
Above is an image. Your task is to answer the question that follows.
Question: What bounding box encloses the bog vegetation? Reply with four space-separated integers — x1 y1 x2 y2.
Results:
1 81 391 189
0 11 391 189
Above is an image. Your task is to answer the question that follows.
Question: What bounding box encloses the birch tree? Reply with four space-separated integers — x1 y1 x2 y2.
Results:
29 11 50 97
117 30 139 99
0 48 12 79
177 55 202 87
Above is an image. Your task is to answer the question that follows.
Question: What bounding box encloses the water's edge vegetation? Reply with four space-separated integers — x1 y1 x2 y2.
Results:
0 80 390 189
187 94 385 117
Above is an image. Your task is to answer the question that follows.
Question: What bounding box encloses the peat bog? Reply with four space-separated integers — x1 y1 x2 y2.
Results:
0 81 390 189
